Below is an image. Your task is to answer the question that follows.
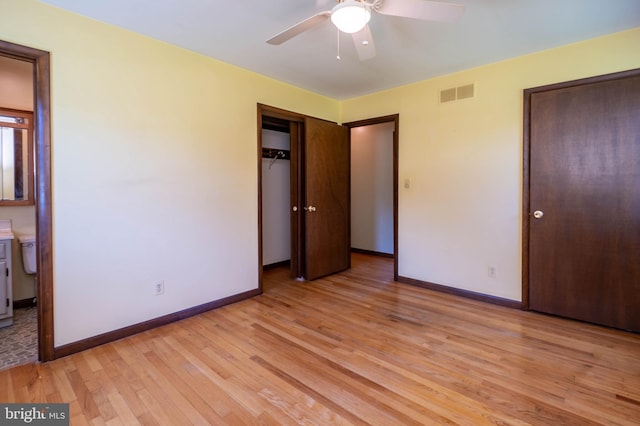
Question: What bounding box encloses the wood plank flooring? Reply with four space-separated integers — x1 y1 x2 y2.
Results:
1 253 639 425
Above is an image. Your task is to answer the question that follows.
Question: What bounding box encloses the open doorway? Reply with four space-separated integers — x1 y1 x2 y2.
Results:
261 117 293 272
0 40 53 363
0 55 37 370
344 115 399 281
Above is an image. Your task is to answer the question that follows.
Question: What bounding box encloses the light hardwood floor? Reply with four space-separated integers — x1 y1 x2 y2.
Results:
1 254 639 425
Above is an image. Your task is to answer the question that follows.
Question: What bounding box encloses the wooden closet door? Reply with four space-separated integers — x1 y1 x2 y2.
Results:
303 117 350 280
527 72 640 332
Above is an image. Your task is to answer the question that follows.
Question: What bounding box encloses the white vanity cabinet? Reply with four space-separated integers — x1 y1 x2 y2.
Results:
0 238 13 328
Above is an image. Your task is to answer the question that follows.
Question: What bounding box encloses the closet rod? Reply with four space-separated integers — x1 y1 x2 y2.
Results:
262 147 291 160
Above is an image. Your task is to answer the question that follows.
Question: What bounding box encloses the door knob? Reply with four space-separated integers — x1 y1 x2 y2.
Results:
304 206 317 212
533 210 544 219
292 206 298 212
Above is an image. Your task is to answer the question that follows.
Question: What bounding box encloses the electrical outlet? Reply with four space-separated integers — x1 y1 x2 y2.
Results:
154 281 165 296
488 266 496 278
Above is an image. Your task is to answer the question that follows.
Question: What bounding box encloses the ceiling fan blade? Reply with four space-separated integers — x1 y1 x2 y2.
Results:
352 25 376 61
377 0 465 22
266 11 331 45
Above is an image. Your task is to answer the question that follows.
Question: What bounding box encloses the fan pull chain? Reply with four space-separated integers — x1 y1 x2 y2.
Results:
336 28 341 60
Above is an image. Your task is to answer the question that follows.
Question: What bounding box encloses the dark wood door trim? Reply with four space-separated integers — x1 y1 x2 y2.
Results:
257 107 264 291
343 114 399 281
258 104 306 123
0 40 54 361
522 68 640 312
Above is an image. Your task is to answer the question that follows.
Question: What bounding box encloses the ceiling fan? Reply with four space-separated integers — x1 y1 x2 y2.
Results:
266 0 465 61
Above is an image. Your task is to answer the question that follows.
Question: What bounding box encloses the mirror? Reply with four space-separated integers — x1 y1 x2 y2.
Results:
0 109 33 205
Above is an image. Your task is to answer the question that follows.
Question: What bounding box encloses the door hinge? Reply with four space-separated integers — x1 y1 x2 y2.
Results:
5 268 7 277
5 298 8 308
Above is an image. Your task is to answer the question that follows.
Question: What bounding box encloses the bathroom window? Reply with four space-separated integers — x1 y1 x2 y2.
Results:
0 108 34 205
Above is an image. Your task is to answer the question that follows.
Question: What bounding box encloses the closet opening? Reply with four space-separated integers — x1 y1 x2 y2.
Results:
259 111 304 283
261 116 294 273
258 104 351 289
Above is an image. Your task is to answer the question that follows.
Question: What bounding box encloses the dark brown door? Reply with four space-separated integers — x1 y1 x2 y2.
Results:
528 72 640 332
303 117 350 280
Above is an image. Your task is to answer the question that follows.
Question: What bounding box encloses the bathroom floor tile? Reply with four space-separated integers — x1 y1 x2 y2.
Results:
0 306 37 371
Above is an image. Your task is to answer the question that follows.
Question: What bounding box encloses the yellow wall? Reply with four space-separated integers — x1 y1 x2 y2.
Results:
341 28 640 301
2 0 639 347
1 0 339 346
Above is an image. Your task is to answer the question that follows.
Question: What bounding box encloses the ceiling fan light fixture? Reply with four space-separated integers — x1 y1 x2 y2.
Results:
331 0 371 34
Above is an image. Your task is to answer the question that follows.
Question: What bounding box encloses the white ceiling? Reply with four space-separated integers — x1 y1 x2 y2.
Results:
40 0 640 99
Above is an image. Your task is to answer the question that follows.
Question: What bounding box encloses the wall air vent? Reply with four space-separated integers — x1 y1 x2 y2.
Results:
439 88 457 103
456 83 475 99
439 83 476 104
